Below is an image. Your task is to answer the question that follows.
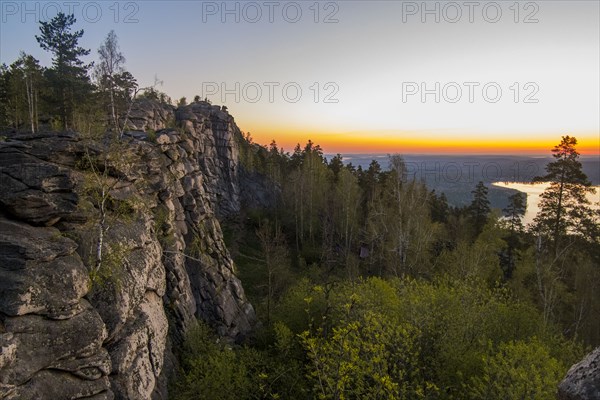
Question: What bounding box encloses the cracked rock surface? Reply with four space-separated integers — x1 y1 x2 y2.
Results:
0 100 256 399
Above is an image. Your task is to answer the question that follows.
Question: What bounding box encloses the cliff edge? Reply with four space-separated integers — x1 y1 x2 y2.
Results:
0 101 256 399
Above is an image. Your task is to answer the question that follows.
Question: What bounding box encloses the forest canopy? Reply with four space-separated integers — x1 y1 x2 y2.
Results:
172 135 598 400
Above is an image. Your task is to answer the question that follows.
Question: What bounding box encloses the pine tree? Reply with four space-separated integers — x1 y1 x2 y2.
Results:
469 181 491 237
504 192 526 234
528 137 597 327
36 13 92 130
533 136 595 255
328 154 344 182
501 192 526 280
429 190 450 224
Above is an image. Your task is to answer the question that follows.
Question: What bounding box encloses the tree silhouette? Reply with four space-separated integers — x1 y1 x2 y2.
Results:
504 192 526 234
36 13 92 130
469 181 490 237
501 192 526 279
328 153 344 182
533 136 595 255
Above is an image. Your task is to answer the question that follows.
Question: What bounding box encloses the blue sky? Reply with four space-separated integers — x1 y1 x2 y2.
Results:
1 1 599 153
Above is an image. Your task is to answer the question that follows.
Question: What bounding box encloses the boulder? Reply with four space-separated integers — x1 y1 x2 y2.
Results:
558 347 600 400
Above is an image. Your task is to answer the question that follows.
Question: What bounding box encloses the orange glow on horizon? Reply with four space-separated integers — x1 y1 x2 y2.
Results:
245 126 600 156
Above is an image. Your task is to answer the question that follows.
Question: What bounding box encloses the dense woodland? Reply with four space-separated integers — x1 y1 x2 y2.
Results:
179 133 598 400
2 13 599 400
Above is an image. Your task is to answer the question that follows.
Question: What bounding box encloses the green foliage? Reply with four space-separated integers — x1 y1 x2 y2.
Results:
173 136 596 399
76 139 144 293
173 320 306 400
499 192 527 280
7 52 45 132
36 13 93 130
93 30 137 133
252 220 294 322
165 115 179 130
146 128 157 142
272 278 322 334
267 277 578 399
173 321 251 400
437 218 505 284
503 192 526 233
88 241 129 289
467 339 564 400
523 137 600 340
301 312 428 400
71 98 105 138
281 141 331 254
0 63 9 128
138 87 172 105
219 138 600 399
428 190 450 224
394 277 551 394
163 135 600 400
533 136 596 251
469 181 491 238
152 205 172 239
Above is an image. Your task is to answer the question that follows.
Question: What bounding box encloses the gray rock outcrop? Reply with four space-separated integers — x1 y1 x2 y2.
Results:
124 98 175 133
0 100 256 399
558 347 600 400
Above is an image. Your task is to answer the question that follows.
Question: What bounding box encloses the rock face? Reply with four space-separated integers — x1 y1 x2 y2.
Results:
558 347 600 400
0 101 256 399
125 100 242 219
124 98 176 133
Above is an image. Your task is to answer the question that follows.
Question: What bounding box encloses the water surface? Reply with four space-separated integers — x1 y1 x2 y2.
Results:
492 182 600 226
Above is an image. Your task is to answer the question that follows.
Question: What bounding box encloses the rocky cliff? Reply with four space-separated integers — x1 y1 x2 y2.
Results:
0 101 256 399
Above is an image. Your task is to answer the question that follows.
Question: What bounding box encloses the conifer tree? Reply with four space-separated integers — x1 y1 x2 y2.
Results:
500 192 526 279
469 181 491 237
504 192 526 234
533 136 595 255
36 13 92 129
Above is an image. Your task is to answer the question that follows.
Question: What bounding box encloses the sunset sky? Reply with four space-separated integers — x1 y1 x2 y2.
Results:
1 1 599 154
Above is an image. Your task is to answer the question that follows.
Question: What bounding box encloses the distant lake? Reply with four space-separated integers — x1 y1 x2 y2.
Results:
328 154 600 186
327 154 600 209
492 182 600 226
